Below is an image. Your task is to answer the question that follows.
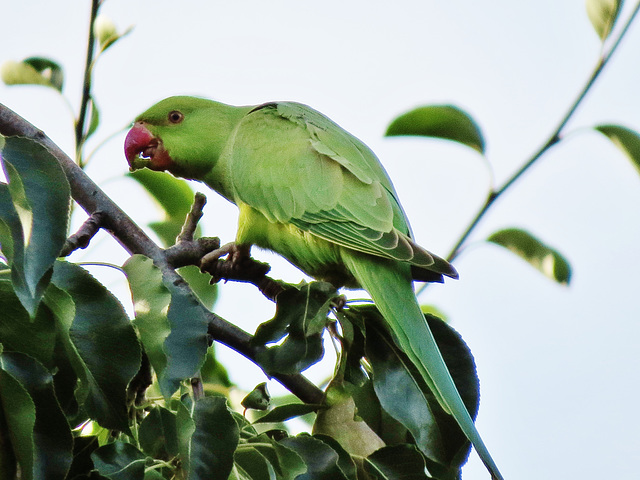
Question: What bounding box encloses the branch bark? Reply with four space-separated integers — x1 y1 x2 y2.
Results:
0 103 325 405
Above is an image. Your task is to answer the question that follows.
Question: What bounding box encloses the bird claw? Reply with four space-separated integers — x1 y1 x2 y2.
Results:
200 242 270 284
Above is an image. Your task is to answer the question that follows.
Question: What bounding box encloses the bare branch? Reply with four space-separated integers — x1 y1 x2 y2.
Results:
177 191 207 243
60 211 106 257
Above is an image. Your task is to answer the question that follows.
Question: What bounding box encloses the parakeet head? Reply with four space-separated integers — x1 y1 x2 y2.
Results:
124 96 249 179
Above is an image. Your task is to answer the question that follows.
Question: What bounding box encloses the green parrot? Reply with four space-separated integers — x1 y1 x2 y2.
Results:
125 96 502 479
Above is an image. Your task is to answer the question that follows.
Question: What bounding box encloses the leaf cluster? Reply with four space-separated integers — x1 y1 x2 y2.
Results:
0 134 480 478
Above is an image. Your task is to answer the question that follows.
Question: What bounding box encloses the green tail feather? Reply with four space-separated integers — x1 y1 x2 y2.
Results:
342 251 503 480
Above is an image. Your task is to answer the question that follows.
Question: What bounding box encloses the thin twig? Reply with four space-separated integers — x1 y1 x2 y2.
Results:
451 4 640 262
74 0 100 165
416 4 640 296
177 192 207 243
60 211 106 257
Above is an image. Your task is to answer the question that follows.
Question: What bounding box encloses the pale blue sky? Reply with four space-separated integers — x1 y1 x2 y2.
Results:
2 1 640 478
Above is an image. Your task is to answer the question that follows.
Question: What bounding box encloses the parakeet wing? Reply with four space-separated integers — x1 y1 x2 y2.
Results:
227 102 447 271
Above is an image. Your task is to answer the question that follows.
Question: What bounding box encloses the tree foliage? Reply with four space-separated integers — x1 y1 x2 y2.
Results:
0 1 639 479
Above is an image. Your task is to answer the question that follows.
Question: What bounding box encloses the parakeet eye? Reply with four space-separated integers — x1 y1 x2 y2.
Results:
168 110 184 124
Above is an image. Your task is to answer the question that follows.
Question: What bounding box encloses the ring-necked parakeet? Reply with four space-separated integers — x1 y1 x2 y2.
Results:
124 97 502 479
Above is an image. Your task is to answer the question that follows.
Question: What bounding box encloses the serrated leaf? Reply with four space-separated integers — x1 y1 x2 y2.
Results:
123 255 171 386
0 137 71 316
488 228 571 284
595 124 640 175
124 254 213 399
586 0 622 41
385 105 485 154
189 397 239 480
92 441 146 480
51 261 141 432
253 282 336 375
41 283 82 419
1 352 73 480
0 365 36 480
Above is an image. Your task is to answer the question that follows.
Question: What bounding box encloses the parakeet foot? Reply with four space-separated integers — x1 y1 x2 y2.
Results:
200 242 270 284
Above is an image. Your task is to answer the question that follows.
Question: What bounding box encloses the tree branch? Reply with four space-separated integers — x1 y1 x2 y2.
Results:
0 103 325 405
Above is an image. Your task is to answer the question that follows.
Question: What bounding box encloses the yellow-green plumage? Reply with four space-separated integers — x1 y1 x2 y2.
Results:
125 96 502 479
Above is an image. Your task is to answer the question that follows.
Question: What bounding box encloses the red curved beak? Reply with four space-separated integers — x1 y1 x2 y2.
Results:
124 122 174 171
124 122 156 170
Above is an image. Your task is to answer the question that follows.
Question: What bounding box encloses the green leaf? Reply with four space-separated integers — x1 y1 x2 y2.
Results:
175 400 196 475
0 364 36 480
1 57 64 92
178 265 218 310
312 388 385 458
0 137 71 316
279 434 354 480
586 0 622 41
488 228 571 284
189 397 239 480
93 16 133 54
51 261 141 432
85 96 101 140
41 283 82 419
23 57 64 92
200 344 232 388
340 305 479 475
66 435 100 480
91 441 146 480
0 352 73 480
162 280 211 399
253 403 322 424
385 105 485 154
94 15 118 50
241 382 271 411
123 255 171 386
242 435 307 480
253 282 337 375
139 406 179 459
233 448 274 480
364 445 430 480
125 254 214 399
594 124 640 175
0 279 57 368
